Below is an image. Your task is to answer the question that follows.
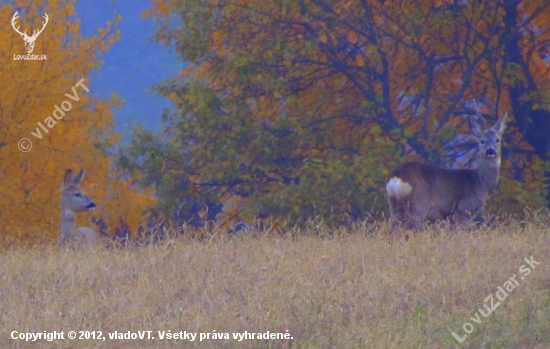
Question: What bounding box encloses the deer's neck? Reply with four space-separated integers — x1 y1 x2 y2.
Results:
475 159 501 193
60 209 77 237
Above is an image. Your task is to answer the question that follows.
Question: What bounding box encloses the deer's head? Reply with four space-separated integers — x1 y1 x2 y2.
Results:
62 169 96 214
470 113 508 168
11 11 49 54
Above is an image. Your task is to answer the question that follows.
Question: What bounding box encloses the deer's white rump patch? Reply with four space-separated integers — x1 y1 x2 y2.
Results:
386 177 413 198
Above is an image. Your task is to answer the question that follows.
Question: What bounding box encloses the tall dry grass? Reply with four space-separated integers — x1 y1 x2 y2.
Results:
0 215 549 348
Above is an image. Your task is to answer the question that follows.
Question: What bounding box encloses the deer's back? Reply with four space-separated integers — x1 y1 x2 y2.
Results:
390 162 484 216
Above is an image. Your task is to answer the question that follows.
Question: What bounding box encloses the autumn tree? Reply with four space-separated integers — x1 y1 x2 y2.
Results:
120 0 550 226
0 0 154 243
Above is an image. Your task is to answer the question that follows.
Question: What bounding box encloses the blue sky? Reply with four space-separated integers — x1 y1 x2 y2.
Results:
75 0 181 139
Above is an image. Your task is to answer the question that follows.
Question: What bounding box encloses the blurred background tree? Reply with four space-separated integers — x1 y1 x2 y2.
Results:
118 0 550 226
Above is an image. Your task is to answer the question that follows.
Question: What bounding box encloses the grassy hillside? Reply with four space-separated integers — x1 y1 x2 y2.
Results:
1 216 549 348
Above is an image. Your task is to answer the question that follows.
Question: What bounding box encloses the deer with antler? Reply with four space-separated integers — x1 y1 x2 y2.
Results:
11 11 49 54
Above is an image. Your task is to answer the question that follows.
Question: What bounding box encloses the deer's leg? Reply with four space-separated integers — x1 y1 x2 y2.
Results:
452 209 473 228
406 197 429 230
388 197 405 233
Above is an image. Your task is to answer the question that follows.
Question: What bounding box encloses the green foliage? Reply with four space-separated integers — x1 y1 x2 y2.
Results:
119 76 399 225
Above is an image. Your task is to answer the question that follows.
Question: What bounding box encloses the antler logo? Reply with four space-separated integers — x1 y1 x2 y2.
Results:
11 11 49 54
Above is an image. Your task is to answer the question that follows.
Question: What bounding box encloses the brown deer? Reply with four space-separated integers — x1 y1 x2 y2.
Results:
386 112 508 230
59 169 99 245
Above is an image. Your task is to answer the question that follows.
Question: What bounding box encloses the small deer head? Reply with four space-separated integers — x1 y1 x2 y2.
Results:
11 11 49 54
470 112 508 168
62 169 96 214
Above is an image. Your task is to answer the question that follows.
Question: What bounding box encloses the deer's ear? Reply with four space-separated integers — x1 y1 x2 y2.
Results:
492 112 508 135
63 169 73 189
470 116 483 139
73 169 84 185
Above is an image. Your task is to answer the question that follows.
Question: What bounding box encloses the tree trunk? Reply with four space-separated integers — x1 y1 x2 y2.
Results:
502 0 550 208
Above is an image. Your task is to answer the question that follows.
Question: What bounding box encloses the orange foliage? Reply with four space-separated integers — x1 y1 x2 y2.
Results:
0 0 154 242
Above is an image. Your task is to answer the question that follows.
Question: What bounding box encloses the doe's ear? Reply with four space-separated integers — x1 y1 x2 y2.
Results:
492 112 508 136
63 169 73 189
469 116 483 139
73 169 85 186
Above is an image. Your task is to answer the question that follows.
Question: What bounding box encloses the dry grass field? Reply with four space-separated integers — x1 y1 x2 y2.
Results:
0 215 549 348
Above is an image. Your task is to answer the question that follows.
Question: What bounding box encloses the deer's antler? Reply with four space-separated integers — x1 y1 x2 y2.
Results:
11 12 49 40
11 11 27 37
30 13 49 39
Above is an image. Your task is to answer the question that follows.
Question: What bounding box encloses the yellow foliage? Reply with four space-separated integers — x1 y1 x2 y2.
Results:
0 1 154 241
